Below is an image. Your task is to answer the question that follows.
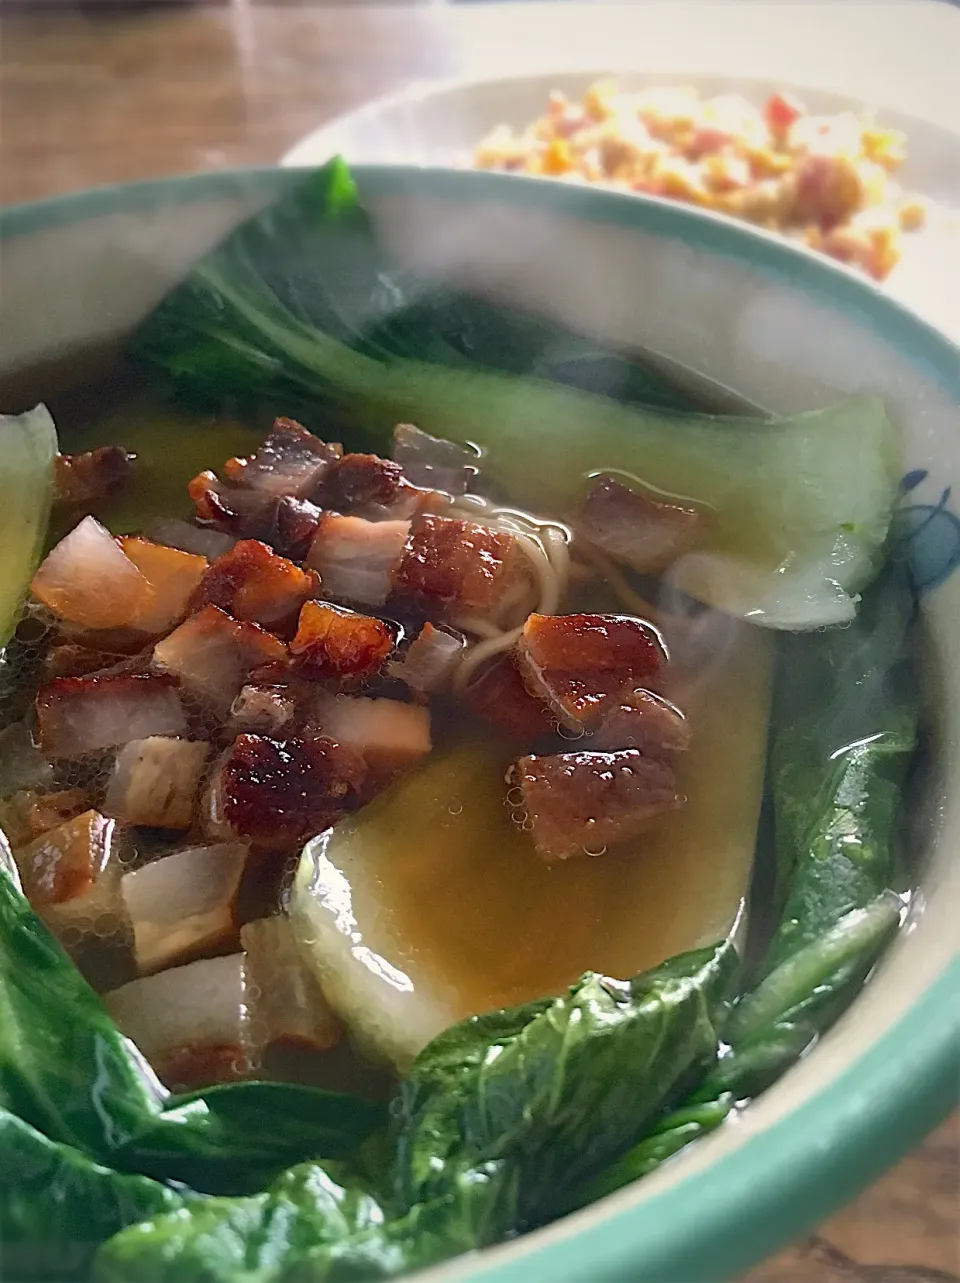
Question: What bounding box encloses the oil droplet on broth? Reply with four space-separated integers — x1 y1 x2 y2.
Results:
293 616 773 1043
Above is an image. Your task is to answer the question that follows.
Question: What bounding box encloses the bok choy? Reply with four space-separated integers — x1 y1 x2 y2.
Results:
0 406 57 648
129 160 899 629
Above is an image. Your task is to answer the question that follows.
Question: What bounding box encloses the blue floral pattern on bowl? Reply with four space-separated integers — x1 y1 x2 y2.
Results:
893 470 960 592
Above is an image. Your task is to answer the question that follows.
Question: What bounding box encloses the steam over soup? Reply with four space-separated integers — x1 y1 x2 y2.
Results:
0 162 919 1283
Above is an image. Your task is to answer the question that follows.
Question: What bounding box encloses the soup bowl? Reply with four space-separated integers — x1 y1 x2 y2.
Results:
1 167 958 1283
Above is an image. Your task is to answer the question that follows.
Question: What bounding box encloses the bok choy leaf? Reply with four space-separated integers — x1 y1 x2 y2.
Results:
129 160 900 629
0 405 58 648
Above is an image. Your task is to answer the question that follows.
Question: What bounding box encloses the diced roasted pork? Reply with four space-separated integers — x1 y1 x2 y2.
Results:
54 446 135 512
190 539 318 632
152 605 286 716
589 688 691 757
289 601 396 683
227 684 296 737
223 418 340 498
307 694 432 785
464 655 557 743
241 915 342 1054
319 452 437 520
204 734 366 851
516 612 666 731
392 423 477 496
31 515 154 631
119 537 209 636
386 621 466 693
105 954 249 1091
104 737 211 829
391 513 525 617
1 788 91 850
307 515 410 608
146 517 237 561
44 642 143 681
121 843 247 975
12 808 119 905
573 475 708 574
22 788 92 845
511 749 683 861
188 471 322 561
35 673 188 757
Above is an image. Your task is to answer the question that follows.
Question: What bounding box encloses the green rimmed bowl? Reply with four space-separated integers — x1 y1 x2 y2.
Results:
1 166 958 1283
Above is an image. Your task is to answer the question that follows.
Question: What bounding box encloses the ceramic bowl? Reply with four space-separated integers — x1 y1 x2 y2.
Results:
1 166 957 1283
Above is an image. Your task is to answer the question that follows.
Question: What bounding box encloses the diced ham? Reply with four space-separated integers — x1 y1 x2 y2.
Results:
289 600 396 683
152 605 286 716
464 655 556 743
392 423 477 496
516 612 666 731
386 621 466 693
573 476 708 574
204 734 366 851
241 915 342 1054
119 537 208 636
189 540 318 632
227 684 295 737
589 688 691 757
146 517 237 561
223 418 340 498
31 515 154 631
104 954 249 1091
121 843 247 975
13 808 119 905
511 749 683 861
104 737 211 829
307 514 410 608
307 694 432 785
35 673 188 757
54 446 135 511
391 513 525 617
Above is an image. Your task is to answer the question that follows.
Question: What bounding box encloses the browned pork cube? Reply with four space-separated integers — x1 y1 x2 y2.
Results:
307 694 432 787
290 600 396 682
190 539 318 632
104 737 211 829
391 513 525 616
573 475 707 574
204 734 367 851
511 748 683 861
35 673 188 757
227 685 296 737
118 538 209 637
121 842 248 975
14 808 120 906
152 605 287 716
589 688 691 758
516 612 666 731
464 655 556 743
386 621 466 693
307 514 411 608
105 954 250 1091
54 446 135 512
223 418 340 498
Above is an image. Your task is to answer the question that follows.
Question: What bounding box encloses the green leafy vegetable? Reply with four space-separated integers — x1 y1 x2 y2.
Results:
394 942 737 1225
0 1108 187 1282
0 405 58 647
129 160 899 628
116 1082 386 1196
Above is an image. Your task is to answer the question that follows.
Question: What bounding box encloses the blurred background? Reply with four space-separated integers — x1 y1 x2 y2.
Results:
0 2 957 1281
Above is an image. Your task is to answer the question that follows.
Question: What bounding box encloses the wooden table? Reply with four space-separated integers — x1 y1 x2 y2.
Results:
1 5 957 1280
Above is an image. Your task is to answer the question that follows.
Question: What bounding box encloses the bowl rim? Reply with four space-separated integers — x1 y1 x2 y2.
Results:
1 164 958 1282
